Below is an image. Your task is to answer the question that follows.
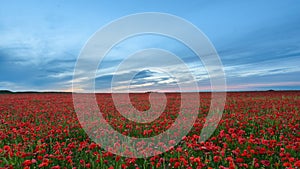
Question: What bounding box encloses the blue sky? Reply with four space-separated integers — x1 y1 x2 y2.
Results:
0 0 300 92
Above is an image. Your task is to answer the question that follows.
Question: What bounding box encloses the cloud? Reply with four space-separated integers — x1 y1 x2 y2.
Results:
227 82 300 90
1 1 300 92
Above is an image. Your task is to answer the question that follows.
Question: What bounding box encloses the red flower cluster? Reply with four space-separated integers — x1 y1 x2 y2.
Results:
0 91 299 168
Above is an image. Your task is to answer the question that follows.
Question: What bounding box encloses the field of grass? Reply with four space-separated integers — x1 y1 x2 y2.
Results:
0 91 299 168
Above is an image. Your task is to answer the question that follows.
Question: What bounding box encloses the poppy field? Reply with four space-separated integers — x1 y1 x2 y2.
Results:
0 91 299 168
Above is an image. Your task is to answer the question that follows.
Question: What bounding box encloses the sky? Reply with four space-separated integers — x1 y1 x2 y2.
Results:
0 0 300 92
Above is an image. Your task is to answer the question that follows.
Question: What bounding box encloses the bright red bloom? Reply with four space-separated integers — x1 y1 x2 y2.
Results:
294 160 300 167
283 162 292 167
236 158 244 163
174 162 180 168
3 145 10 152
85 163 91 168
213 156 221 162
22 160 32 166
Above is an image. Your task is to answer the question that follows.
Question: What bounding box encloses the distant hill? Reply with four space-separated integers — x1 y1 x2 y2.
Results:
0 90 72 94
0 90 14 94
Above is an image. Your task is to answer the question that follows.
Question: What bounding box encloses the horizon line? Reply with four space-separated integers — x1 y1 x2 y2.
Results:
1 89 300 94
